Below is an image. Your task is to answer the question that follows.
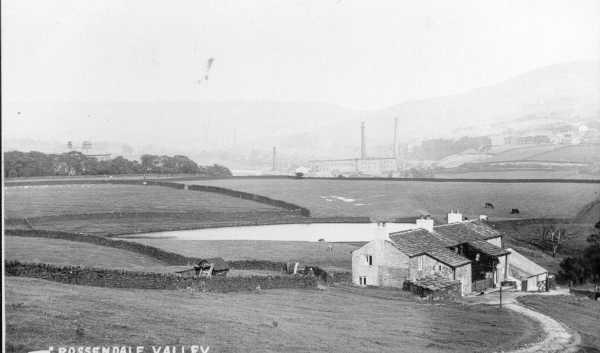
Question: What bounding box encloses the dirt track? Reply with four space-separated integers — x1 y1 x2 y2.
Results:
464 288 582 353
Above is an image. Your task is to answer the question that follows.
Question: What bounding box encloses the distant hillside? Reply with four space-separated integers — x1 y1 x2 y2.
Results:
297 60 600 157
3 61 599 161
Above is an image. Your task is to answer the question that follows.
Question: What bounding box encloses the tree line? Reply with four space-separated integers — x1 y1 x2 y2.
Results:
559 220 600 284
3 151 232 177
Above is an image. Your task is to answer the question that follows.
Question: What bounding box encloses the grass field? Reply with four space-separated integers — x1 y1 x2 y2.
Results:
126 239 359 270
3 184 278 218
4 236 285 277
517 295 600 352
20 213 302 236
527 144 600 164
479 145 564 163
183 179 600 220
4 236 168 269
5 277 543 353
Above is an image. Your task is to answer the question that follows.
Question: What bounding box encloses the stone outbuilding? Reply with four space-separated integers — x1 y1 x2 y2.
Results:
505 248 549 291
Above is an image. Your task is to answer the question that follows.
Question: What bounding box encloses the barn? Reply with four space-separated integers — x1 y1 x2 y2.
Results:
505 248 548 291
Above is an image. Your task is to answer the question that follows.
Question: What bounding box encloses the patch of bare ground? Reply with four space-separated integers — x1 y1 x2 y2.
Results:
5 277 543 353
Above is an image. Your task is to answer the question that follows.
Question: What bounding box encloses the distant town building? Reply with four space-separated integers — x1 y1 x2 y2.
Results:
309 157 397 175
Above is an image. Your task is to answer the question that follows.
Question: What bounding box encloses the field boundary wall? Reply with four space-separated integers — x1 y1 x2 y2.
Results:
186 184 310 216
7 176 599 186
570 288 600 300
299 177 600 183
5 261 317 292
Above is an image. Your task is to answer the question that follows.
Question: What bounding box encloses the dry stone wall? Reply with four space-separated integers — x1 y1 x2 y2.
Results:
5 261 317 292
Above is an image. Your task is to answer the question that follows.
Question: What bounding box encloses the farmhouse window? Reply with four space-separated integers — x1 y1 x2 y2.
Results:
359 276 367 285
365 255 373 266
418 256 423 270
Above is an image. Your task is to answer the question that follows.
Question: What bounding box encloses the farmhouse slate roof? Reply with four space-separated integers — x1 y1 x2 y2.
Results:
389 228 450 256
506 248 547 277
433 221 502 243
425 248 472 268
389 221 505 258
468 240 511 257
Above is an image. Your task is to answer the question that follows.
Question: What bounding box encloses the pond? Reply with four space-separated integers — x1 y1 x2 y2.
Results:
127 223 419 242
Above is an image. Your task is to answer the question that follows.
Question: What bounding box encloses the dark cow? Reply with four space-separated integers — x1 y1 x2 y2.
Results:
511 209 520 214
485 203 494 209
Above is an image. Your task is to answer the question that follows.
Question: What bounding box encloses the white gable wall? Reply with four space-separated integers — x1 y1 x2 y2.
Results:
352 240 410 286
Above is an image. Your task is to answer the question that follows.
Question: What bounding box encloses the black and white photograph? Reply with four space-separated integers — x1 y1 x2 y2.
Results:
3 1 600 352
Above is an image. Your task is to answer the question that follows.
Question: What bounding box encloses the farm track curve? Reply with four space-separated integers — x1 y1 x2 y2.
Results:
334 284 582 352
501 303 581 353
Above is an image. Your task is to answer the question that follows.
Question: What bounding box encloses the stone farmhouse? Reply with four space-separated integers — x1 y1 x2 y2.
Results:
352 211 547 296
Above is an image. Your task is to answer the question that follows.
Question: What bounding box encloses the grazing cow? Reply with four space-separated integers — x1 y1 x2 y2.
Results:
485 203 494 209
511 209 520 214
479 215 488 221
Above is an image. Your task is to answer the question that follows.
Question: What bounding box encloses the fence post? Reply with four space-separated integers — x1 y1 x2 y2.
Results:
499 286 502 309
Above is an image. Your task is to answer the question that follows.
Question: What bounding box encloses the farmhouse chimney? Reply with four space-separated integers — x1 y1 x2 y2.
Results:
416 215 434 232
373 222 390 241
447 210 463 224
361 122 366 159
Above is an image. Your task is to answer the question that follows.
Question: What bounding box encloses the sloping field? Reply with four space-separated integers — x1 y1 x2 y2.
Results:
4 236 168 270
472 145 562 163
518 295 600 352
5 277 542 353
183 179 600 220
3 184 278 218
526 144 600 164
436 153 492 168
18 212 303 236
125 239 358 270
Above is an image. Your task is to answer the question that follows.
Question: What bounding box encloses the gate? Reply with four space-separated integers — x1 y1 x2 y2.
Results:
472 278 494 292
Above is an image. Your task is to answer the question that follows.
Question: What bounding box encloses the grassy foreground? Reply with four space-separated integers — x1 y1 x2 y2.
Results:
517 295 600 352
5 277 543 353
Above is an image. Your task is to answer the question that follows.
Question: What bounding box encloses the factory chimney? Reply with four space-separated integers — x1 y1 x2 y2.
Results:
361 122 366 159
394 118 398 157
272 147 276 171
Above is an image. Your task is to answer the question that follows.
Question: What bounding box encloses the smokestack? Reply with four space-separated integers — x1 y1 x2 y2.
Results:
361 122 366 159
394 118 398 157
273 147 276 171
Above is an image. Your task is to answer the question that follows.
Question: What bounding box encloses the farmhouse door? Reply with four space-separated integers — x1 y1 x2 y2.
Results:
521 280 528 292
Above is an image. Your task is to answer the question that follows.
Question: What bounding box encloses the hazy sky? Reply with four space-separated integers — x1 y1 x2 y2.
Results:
2 0 600 111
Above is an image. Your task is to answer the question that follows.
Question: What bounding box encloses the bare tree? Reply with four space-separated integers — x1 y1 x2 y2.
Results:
535 220 578 258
